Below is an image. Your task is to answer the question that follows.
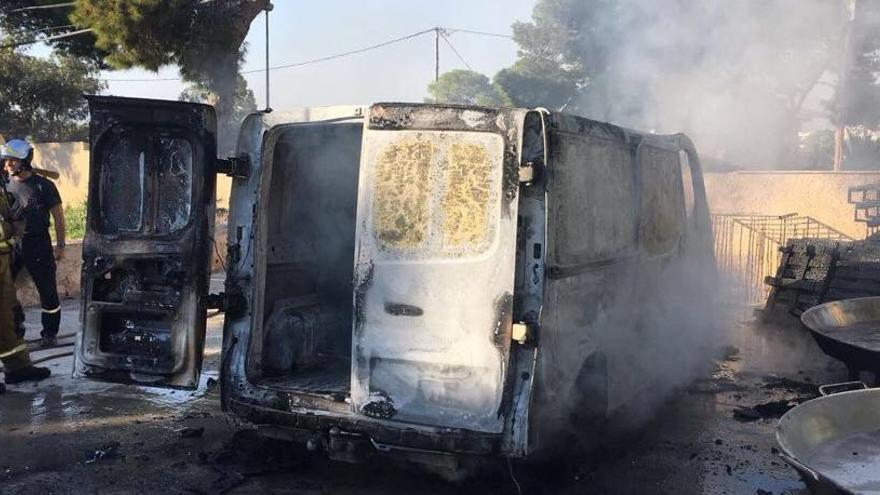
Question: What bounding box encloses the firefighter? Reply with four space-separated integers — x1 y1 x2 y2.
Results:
2 139 65 347
0 143 51 391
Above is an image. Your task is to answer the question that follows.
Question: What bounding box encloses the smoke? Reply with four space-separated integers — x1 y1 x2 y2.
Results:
578 0 848 169
595 249 735 431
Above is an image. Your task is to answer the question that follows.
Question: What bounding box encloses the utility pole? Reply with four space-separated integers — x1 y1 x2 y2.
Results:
264 2 274 112
435 27 440 82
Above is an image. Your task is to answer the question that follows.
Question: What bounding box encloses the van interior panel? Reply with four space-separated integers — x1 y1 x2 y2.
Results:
259 122 362 399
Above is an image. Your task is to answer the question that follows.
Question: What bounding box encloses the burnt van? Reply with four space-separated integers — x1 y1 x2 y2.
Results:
75 96 715 466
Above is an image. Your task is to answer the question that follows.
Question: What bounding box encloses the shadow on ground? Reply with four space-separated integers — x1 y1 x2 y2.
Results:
0 302 850 494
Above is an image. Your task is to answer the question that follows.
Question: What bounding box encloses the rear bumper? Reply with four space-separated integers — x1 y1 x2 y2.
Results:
227 399 502 456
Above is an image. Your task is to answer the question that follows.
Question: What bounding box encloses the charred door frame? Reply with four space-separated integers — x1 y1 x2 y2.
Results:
245 115 365 388
76 96 217 389
503 109 548 456
223 104 543 457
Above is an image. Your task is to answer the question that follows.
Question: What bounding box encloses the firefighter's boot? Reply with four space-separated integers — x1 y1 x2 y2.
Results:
5 365 50 384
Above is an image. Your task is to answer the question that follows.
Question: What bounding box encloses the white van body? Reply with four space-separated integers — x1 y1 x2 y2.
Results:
75 97 714 464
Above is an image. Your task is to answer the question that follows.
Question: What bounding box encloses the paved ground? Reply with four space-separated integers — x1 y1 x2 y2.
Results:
0 297 853 494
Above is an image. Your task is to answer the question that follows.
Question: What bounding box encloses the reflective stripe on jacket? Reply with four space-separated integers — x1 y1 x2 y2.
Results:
0 342 26 358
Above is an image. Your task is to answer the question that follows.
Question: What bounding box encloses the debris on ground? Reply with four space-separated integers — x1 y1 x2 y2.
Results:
85 441 123 464
688 377 748 395
179 427 205 439
721 345 741 362
761 376 819 396
734 398 810 422
754 400 798 418
210 429 304 475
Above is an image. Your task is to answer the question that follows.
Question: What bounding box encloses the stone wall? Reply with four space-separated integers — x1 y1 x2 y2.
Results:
704 171 880 239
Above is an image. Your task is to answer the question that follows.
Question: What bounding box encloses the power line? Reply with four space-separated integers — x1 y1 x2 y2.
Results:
241 27 436 73
40 23 76 32
0 27 93 49
446 28 514 39
440 31 473 71
100 25 513 83
105 27 437 82
10 2 75 13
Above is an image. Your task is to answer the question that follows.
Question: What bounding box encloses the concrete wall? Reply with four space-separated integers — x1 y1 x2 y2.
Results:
704 171 880 239
32 142 234 208
33 142 91 207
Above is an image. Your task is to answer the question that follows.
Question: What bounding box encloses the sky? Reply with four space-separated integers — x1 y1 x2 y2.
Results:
90 0 536 110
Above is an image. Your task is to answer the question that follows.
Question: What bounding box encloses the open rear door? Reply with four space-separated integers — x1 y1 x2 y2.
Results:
75 96 218 389
351 104 520 433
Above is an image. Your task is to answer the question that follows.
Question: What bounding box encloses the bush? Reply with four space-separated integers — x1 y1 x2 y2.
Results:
62 201 87 240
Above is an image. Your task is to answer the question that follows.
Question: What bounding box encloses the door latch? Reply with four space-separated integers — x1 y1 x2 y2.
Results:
216 156 250 179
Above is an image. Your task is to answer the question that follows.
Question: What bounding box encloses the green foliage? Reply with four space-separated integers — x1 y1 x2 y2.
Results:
421 0 607 112
426 70 510 107
0 1 107 66
46 201 87 241
833 3 880 127
493 68 574 110
424 1 593 112
69 0 269 152
180 73 257 128
0 50 105 142
68 0 256 79
70 0 200 71
791 130 835 170
63 201 87 240
497 0 601 111
3 1 269 152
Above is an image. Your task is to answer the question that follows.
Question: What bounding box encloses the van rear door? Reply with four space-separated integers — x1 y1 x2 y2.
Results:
351 104 520 433
74 96 218 389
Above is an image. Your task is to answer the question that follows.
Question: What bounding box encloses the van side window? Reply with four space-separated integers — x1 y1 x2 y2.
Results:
552 134 637 265
99 128 145 234
638 146 685 255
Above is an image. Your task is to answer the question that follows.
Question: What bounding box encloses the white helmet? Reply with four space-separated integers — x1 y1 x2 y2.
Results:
0 139 32 161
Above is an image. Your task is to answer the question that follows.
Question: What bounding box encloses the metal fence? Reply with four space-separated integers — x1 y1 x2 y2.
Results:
849 184 880 237
711 214 853 306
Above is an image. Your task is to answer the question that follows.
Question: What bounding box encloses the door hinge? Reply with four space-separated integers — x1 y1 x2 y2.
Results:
519 160 543 184
511 322 535 345
207 291 247 317
216 156 250 179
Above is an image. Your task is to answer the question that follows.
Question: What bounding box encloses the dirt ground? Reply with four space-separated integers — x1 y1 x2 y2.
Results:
0 294 852 495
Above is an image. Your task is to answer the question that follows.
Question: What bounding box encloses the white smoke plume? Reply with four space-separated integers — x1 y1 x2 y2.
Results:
579 0 848 169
